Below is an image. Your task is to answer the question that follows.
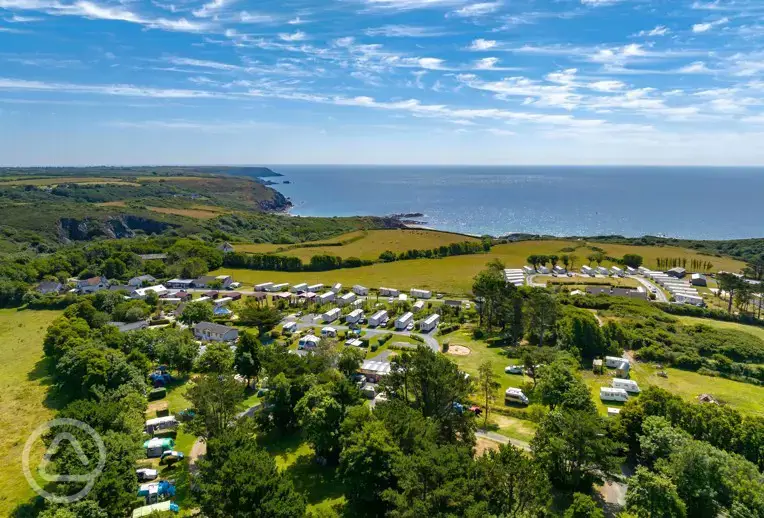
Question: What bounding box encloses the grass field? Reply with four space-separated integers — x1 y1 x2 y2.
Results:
146 206 231 220
673 315 764 340
233 243 287 254
538 276 640 289
0 177 140 186
0 309 63 515
215 239 746 296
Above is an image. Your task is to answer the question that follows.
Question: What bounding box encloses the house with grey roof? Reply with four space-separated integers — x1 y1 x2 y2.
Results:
193 322 239 342
36 281 62 295
129 274 157 287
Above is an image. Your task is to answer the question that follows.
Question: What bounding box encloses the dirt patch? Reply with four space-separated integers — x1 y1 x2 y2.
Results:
447 345 471 356
189 438 207 475
474 437 500 457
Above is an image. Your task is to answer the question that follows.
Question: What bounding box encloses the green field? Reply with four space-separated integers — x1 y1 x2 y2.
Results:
0 309 63 515
673 315 764 340
215 239 746 296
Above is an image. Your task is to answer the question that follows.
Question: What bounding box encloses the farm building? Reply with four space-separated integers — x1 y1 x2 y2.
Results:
667 267 687 278
691 273 708 286
412 300 425 312
323 308 340 323
319 291 336 304
379 287 399 297
331 283 342 293
291 283 309 293
129 274 157 287
420 314 440 332
395 312 414 330
345 309 364 324
193 322 239 343
360 360 391 383
308 283 324 293
368 310 388 327
338 292 357 306
254 282 274 292
299 335 321 349
410 288 432 299
352 285 369 296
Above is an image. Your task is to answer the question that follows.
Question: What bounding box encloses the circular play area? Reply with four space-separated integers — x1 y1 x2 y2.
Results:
446 345 471 356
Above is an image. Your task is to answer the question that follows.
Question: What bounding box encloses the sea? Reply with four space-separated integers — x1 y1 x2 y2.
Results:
263 165 764 240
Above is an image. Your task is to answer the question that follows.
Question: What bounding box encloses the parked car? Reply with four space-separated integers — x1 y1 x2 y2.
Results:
504 365 523 375
136 468 158 482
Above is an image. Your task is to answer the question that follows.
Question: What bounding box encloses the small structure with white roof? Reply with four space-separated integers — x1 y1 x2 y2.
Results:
352 285 369 296
319 291 336 304
254 282 274 292
345 309 364 324
410 288 432 299
323 307 340 323
338 292 357 306
419 313 440 332
298 334 321 350
368 310 388 327
395 312 414 330
321 326 337 338
291 283 309 293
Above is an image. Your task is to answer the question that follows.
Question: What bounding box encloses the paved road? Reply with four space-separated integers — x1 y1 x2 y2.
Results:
628 275 668 302
475 429 531 451
289 316 440 353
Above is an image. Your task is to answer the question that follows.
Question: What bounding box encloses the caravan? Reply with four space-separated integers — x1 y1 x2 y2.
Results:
600 387 629 402
612 378 641 393
504 387 529 406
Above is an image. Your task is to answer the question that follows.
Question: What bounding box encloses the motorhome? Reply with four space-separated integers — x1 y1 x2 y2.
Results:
504 387 529 405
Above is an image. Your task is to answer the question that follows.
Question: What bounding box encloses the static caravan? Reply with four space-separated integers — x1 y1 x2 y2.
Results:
611 266 623 276
691 273 707 287
537 266 550 274
607 408 621 417
323 308 340 323
331 283 342 293
626 266 637 275
282 321 297 334
504 388 529 405
321 326 337 338
523 265 535 275
352 285 369 296
398 293 408 302
319 291 336 304
298 334 321 349
254 282 274 292
379 287 399 297
291 283 309 293
345 309 364 324
368 310 388 327
145 416 177 435
612 378 641 393
410 288 432 299
638 266 649 275
338 292 357 306
553 266 567 274
419 313 440 332
676 293 704 306
600 387 629 402
307 283 324 293
596 266 609 275
214 297 233 306
605 356 631 377
395 312 414 330
351 299 364 308
413 300 425 312
268 283 289 292
581 265 594 275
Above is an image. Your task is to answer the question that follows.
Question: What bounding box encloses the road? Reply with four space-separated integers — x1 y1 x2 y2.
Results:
628 275 668 302
476 429 531 451
288 315 440 353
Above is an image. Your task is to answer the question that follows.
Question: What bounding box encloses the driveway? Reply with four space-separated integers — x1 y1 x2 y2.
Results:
628 275 668 302
475 429 531 452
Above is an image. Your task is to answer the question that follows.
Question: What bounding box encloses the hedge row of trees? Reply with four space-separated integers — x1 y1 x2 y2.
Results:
656 256 714 271
379 240 491 263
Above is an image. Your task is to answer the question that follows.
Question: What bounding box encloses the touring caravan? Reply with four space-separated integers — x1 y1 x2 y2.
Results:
504 387 529 406
600 387 629 402
612 378 641 393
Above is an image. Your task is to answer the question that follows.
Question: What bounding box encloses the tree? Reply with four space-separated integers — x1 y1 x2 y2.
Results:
717 272 743 314
626 467 687 518
102 257 127 279
340 420 402 516
234 330 263 386
564 493 604 518
196 342 235 374
549 254 559 267
637 416 690 467
623 254 644 269
525 289 559 348
155 330 198 375
338 346 365 377
295 385 345 463
257 372 299 434
476 360 500 429
186 373 245 439
556 307 607 359
532 409 621 491
562 254 571 269
176 257 208 279
238 300 282 334
536 357 596 412
520 346 557 389
197 424 306 518
180 300 213 325
38 501 108 518
473 444 551 517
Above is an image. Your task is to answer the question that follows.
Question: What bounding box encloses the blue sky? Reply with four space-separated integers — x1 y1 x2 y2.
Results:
1 0 764 165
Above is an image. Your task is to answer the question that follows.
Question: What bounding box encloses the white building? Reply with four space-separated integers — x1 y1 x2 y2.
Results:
523 265 535 275
413 300 425 312
331 283 342 293
307 283 324 293
318 291 336 304
323 308 340 323
537 266 550 274
368 310 388 327
214 297 233 306
379 287 399 297
338 292 357 306
410 288 432 299
131 284 168 299
600 387 629 402
298 335 320 349
612 378 641 393
398 293 408 302
321 326 337 337
268 283 289 292
254 282 274 292
420 314 440 332
291 283 308 293
352 285 369 296
282 321 297 333
345 309 364 324
395 312 414 330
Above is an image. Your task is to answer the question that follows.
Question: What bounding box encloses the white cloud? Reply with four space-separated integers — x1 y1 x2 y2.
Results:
288 16 307 25
581 0 622 6
362 0 466 11
634 25 671 37
365 25 445 37
5 14 42 22
588 80 626 92
692 17 729 33
450 1 501 18
469 38 497 50
192 0 235 18
279 31 307 42
238 11 274 23
167 56 241 71
678 61 712 74
473 57 499 70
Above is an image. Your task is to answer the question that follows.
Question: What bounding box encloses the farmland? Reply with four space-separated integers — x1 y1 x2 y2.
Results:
0 309 63 516
214 239 746 296
146 206 232 220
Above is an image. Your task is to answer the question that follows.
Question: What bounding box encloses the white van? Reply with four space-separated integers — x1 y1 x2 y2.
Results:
504 387 529 405
600 387 629 402
612 378 641 393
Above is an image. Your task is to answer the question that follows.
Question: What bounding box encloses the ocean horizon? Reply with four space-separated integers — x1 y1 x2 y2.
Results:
263 165 764 241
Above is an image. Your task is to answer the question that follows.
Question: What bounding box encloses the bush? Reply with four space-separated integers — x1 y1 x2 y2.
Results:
472 328 485 340
439 323 460 335
410 334 424 343
370 343 379 352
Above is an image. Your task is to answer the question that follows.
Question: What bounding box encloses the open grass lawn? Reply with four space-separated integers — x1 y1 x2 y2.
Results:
259 434 346 516
214 239 745 296
673 315 764 340
146 206 230 220
0 309 63 516
539 276 640 289
232 243 287 254
276 229 480 262
582 359 764 417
